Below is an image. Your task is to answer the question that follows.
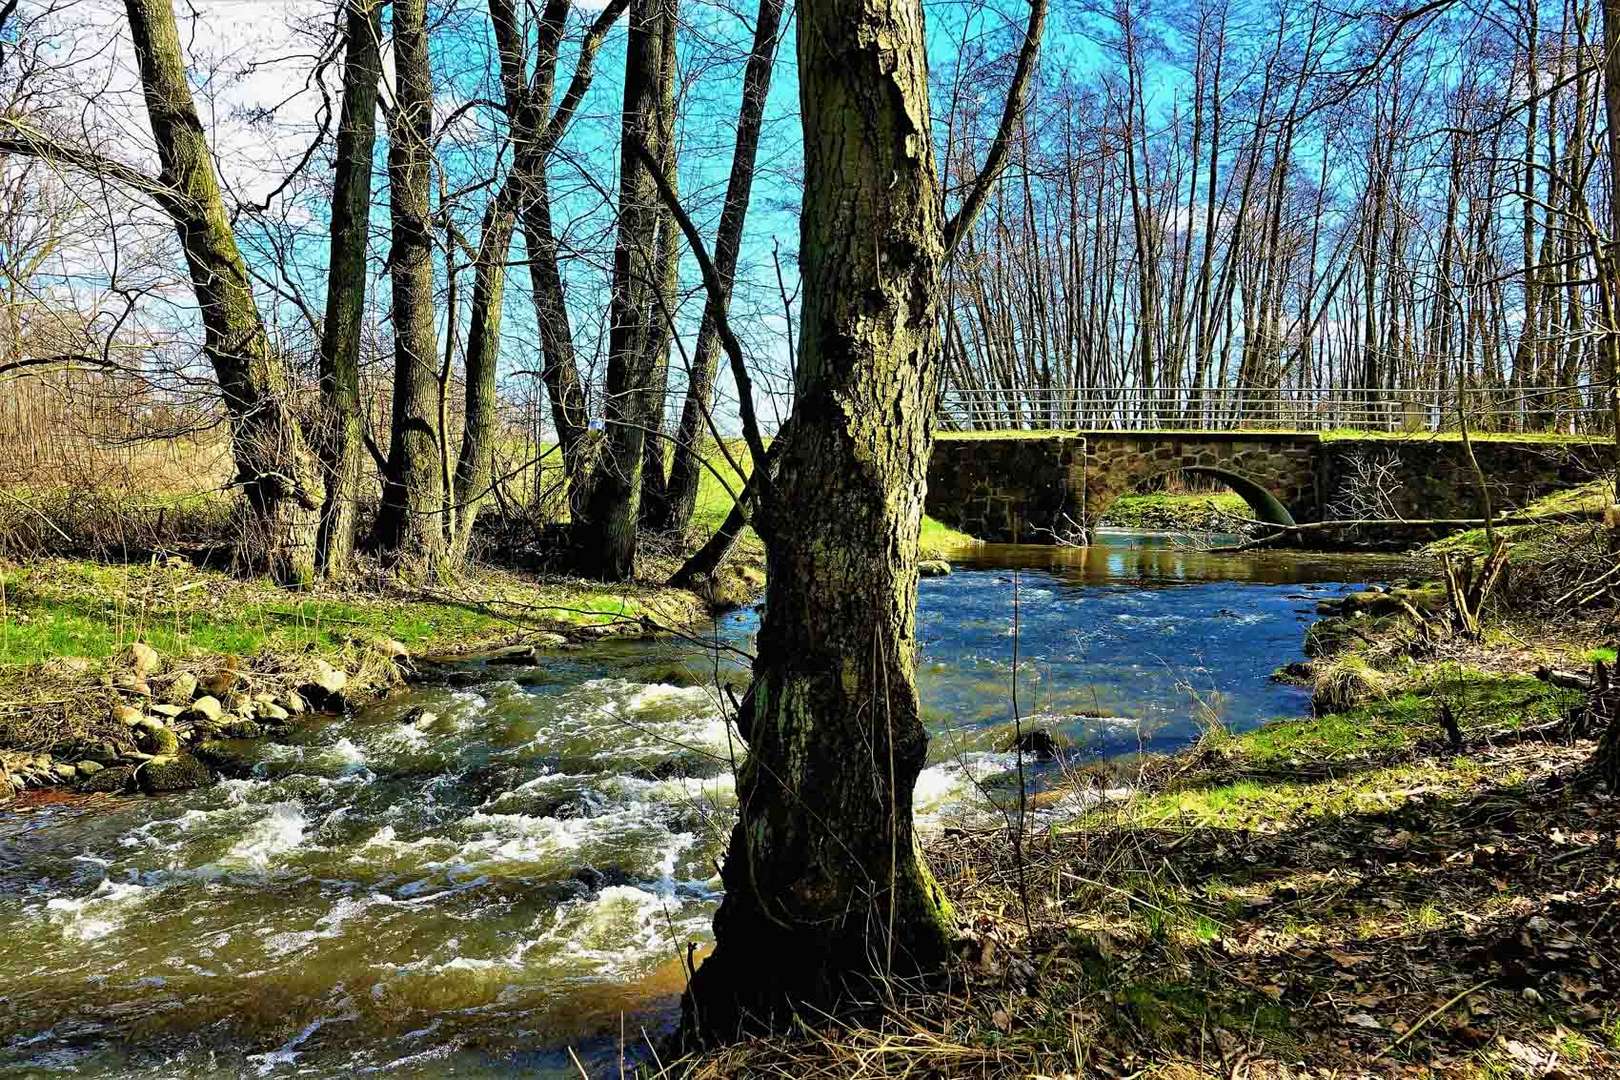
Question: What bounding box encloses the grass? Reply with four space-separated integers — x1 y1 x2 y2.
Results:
1101 491 1250 530
0 557 692 671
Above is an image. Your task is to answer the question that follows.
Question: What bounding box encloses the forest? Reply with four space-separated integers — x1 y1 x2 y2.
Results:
0 0 1618 1076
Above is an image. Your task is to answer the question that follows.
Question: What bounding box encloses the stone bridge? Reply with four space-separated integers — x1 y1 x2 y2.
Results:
925 432 1604 543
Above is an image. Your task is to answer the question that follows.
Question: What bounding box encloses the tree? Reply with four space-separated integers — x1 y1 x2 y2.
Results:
21 0 328 584
574 0 679 580
314 0 384 576
655 0 787 536
681 0 1045 1040
373 0 446 571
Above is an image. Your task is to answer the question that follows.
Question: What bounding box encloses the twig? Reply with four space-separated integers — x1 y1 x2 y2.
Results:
1372 978 1492 1060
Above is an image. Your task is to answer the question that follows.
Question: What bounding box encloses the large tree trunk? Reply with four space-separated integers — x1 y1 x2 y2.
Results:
575 0 675 580
126 0 322 584
373 0 446 571
658 0 785 536
314 0 382 577
681 0 953 1040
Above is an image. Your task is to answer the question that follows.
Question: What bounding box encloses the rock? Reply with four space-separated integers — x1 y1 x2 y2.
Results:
487 644 542 666
114 704 145 727
301 661 349 711
76 764 136 794
918 559 953 577
128 641 160 676
185 696 224 723
52 763 77 781
113 673 152 698
255 702 290 723
166 671 199 704
1007 727 1059 761
220 719 263 739
137 754 215 794
149 703 185 719
533 632 569 649
282 691 307 715
75 760 104 776
1271 661 1315 686
134 719 181 757
376 638 410 661
193 739 262 778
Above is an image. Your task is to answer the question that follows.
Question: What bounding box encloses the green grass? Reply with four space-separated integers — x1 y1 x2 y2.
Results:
1093 670 1578 831
919 517 979 558
0 558 672 669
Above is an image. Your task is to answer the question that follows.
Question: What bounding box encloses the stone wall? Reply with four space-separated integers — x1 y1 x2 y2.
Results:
928 431 1606 545
925 436 1086 543
1320 438 1605 520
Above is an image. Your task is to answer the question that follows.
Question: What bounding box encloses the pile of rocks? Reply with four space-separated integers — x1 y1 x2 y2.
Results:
1 644 380 802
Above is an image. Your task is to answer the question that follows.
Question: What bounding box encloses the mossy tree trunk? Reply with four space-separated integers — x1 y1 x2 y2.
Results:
314 0 383 577
126 0 323 585
681 0 955 1040
374 0 447 571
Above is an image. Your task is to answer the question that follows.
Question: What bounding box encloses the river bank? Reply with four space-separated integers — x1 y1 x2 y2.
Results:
679 618 1619 1078
0 509 987 800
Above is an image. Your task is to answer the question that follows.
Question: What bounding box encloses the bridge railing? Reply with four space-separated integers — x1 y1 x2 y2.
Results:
936 385 1612 434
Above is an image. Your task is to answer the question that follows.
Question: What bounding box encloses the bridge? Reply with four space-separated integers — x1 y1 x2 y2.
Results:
925 387 1610 543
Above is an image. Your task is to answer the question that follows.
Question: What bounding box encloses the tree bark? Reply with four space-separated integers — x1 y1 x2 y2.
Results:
637 2 682 529
659 0 786 536
574 0 674 580
449 197 517 563
314 0 383 577
373 0 446 571
126 0 323 584
682 0 955 1040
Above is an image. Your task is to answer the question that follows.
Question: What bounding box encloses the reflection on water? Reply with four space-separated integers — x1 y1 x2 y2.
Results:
0 533 1395 1075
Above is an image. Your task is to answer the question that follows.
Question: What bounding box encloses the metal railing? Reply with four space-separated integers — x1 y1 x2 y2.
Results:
937 385 1613 434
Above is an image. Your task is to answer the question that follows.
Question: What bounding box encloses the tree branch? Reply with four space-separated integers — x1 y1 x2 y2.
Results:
0 119 182 212
941 0 1047 256
629 135 773 503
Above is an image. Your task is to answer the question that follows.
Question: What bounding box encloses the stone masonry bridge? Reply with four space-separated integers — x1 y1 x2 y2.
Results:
925 432 1604 543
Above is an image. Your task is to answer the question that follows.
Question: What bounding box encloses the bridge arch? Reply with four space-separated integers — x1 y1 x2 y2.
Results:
1098 464 1298 531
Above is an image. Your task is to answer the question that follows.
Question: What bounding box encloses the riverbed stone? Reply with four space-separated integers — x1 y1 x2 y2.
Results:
193 739 262 778
138 754 215 794
52 763 77 782
185 696 224 723
255 701 290 723
75 760 104 776
918 560 952 577
134 719 181 757
149 703 185 719
301 661 348 710
127 642 160 676
113 704 145 727
220 719 263 739
76 764 135 794
166 671 199 704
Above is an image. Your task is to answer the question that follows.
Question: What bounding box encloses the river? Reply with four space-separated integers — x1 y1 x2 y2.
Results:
0 534 1396 1076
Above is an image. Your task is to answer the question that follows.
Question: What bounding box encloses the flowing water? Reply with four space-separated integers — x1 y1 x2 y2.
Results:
0 534 1397 1076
